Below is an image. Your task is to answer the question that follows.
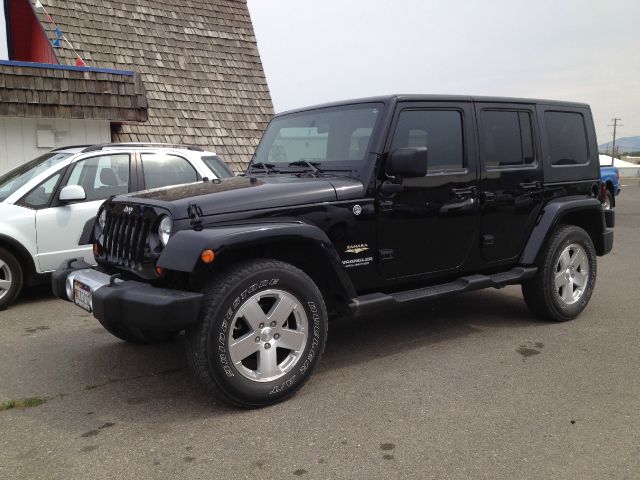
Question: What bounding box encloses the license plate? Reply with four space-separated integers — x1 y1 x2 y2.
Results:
73 280 92 312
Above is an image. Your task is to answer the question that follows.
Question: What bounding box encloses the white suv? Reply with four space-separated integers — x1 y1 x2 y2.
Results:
0 143 233 309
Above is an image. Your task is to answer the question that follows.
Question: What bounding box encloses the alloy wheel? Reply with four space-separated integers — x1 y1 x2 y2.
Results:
0 259 12 301
554 243 589 305
228 289 308 382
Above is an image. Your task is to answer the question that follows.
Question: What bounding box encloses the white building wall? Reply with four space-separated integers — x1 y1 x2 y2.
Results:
0 117 111 175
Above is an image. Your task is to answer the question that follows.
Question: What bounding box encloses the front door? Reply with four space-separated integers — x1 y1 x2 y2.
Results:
377 102 479 279
475 103 544 263
35 153 132 271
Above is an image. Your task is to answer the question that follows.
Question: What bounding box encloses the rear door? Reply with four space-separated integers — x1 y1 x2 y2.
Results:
475 103 544 263
376 101 479 279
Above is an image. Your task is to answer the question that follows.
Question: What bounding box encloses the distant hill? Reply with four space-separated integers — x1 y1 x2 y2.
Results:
599 136 640 153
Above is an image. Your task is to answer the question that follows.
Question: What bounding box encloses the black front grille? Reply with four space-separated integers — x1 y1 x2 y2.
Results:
98 203 159 271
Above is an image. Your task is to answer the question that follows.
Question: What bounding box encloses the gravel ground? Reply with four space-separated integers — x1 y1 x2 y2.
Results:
0 187 638 480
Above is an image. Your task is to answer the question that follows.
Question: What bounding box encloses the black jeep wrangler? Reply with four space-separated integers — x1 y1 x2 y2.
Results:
53 95 614 407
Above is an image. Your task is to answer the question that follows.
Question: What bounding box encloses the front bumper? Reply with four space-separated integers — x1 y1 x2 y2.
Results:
52 259 203 331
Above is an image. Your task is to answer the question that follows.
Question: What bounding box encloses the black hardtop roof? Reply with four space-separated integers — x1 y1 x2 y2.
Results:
277 94 590 116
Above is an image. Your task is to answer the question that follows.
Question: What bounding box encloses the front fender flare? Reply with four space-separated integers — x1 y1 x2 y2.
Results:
157 221 356 298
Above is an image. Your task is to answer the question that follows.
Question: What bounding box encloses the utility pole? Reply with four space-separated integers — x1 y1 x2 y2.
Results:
608 118 623 166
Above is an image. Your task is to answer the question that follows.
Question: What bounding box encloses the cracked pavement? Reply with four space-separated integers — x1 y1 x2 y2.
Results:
0 186 639 480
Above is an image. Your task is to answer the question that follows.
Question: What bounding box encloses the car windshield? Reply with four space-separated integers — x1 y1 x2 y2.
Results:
201 155 234 178
252 103 382 169
0 152 72 202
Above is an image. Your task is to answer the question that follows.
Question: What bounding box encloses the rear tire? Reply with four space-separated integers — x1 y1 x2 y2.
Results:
185 259 328 408
522 225 596 322
0 247 23 311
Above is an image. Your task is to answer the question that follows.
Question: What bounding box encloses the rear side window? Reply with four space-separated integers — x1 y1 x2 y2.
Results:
201 155 233 178
391 110 464 173
479 110 534 168
545 111 589 166
141 153 199 189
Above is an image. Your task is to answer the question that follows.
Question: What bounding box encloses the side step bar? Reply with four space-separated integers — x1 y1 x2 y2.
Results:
348 266 537 317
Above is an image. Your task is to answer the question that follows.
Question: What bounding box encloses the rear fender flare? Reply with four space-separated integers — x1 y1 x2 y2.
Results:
520 197 605 264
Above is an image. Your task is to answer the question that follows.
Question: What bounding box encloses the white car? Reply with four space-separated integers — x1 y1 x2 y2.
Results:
0 143 233 309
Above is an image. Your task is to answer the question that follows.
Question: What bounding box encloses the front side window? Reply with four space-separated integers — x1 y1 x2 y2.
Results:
545 111 589 166
0 152 71 202
21 173 62 209
253 103 382 167
65 154 130 202
141 153 199 189
390 110 464 173
479 110 535 168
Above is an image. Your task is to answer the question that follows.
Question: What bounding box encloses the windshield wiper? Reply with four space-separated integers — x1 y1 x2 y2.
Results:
248 162 279 175
288 160 323 175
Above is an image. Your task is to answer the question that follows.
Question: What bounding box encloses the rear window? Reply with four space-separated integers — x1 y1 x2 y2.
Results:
479 110 534 168
545 111 589 166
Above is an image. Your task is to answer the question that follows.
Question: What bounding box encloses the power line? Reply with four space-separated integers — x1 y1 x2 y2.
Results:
607 118 623 166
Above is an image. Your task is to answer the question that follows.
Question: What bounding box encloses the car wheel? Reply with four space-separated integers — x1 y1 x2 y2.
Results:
185 259 328 408
522 225 596 322
0 247 23 311
602 189 613 210
97 317 179 344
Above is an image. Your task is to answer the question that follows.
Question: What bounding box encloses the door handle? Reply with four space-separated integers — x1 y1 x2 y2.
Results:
451 186 477 197
519 181 541 190
440 197 476 215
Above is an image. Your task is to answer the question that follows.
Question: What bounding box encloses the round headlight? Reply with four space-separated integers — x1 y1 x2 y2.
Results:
98 209 106 229
158 216 172 246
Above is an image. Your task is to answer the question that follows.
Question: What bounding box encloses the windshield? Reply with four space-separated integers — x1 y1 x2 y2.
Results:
0 152 72 202
252 103 382 169
201 155 234 178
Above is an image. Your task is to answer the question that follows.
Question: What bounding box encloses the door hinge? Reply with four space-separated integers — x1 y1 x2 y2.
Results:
187 202 204 231
481 234 495 247
378 249 394 261
378 200 394 212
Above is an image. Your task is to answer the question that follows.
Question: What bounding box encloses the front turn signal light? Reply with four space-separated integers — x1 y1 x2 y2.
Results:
201 249 215 264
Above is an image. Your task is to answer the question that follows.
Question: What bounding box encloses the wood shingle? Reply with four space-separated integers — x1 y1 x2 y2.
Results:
37 0 274 172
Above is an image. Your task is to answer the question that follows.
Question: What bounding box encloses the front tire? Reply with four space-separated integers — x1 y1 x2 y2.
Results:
522 225 597 322
185 259 328 408
0 247 23 310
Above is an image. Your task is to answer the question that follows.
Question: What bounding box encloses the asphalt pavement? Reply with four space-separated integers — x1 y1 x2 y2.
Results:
1 186 638 480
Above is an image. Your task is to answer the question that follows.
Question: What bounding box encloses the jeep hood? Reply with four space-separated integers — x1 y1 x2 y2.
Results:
114 175 364 219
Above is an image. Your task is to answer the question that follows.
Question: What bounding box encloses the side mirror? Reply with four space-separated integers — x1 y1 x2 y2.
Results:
387 147 428 178
59 185 86 203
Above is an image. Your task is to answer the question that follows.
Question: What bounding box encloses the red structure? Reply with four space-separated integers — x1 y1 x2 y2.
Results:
7 0 58 63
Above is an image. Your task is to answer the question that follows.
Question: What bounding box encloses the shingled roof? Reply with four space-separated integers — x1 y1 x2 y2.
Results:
36 0 273 171
0 62 147 121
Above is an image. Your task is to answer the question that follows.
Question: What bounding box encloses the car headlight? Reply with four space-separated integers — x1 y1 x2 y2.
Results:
98 209 106 229
158 215 172 246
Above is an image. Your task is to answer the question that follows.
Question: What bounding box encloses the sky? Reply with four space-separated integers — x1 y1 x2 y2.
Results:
247 0 640 145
